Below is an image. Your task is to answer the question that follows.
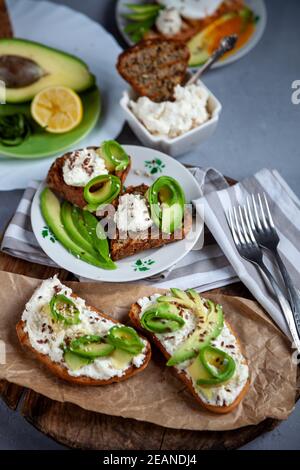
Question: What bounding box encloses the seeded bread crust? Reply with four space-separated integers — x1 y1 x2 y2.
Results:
110 184 192 261
16 292 151 386
129 302 250 414
47 147 131 209
117 38 190 102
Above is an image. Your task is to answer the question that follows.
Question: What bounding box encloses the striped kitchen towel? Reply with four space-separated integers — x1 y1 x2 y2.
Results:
197 169 300 338
0 169 238 293
2 168 300 337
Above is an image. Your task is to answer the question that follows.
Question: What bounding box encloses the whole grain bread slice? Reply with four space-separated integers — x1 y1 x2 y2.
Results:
47 147 131 209
117 38 190 102
109 184 192 261
129 301 250 414
16 291 151 386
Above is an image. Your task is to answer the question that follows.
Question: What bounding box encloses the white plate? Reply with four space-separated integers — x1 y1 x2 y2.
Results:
0 0 126 190
31 146 202 282
116 0 267 68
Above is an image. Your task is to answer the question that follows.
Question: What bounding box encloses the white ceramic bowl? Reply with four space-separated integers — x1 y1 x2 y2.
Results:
120 82 222 157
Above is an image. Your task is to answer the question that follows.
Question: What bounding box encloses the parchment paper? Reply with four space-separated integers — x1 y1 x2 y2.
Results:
0 270 297 431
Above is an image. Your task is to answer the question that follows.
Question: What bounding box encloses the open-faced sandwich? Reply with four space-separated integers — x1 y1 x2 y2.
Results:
40 138 192 269
16 276 151 385
129 288 250 413
47 140 131 209
110 176 192 260
122 1 258 67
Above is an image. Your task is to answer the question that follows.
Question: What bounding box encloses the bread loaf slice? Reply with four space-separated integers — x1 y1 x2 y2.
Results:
117 38 190 102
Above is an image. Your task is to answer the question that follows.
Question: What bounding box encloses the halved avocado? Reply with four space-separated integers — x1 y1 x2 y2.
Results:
40 188 115 269
0 38 95 103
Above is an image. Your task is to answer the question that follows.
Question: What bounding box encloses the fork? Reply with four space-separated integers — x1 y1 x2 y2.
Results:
228 205 300 352
246 194 300 341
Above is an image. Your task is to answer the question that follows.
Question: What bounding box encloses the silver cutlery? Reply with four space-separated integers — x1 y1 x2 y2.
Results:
227 203 300 353
187 34 238 86
246 193 300 340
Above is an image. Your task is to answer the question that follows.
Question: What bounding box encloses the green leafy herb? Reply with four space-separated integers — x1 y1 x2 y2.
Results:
0 113 32 146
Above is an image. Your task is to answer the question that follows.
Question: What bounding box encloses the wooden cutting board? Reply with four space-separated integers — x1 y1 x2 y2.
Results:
1 251 298 450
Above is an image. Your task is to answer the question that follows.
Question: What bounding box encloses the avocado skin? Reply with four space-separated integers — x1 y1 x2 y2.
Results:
0 38 95 103
40 188 115 269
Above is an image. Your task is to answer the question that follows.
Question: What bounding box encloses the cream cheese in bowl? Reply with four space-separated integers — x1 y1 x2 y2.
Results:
129 81 210 139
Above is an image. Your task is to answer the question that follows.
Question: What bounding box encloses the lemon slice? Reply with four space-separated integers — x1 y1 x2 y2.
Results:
31 86 83 133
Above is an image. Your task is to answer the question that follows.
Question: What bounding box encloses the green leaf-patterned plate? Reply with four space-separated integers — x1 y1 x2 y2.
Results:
0 87 101 159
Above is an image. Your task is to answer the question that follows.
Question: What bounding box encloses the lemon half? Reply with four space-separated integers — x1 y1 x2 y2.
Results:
31 86 83 134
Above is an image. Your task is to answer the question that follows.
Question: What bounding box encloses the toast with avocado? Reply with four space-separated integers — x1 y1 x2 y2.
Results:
16 276 151 385
129 289 250 414
117 38 190 102
110 179 192 261
47 141 131 209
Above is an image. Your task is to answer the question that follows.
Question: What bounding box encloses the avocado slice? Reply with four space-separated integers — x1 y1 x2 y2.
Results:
96 147 115 172
167 300 224 366
110 349 134 370
60 201 99 257
0 38 95 103
64 350 91 371
71 206 93 245
187 357 215 400
82 211 116 269
69 335 115 359
187 353 213 384
157 295 193 309
158 289 202 310
188 12 237 67
40 188 115 269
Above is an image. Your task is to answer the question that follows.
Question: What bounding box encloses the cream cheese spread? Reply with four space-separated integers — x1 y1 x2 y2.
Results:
137 293 249 407
155 7 182 36
129 82 210 138
114 193 153 232
22 276 147 380
62 148 108 187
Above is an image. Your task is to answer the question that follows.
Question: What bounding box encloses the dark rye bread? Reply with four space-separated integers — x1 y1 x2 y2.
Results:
110 184 192 261
47 147 131 209
117 38 190 102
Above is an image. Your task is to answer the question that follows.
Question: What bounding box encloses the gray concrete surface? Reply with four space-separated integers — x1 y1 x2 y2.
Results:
0 0 299 450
